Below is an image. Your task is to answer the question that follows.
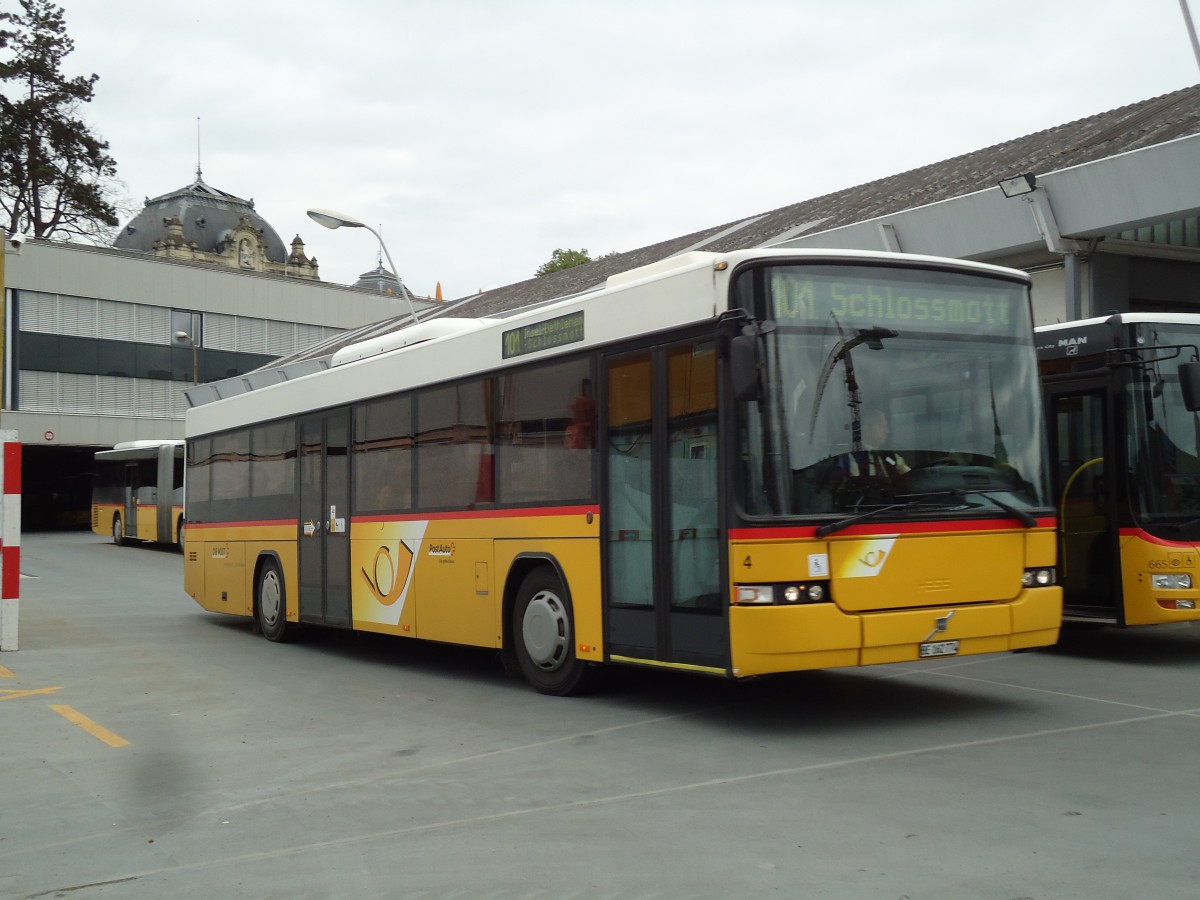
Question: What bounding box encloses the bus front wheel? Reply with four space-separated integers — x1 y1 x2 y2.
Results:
256 558 292 643
512 567 592 696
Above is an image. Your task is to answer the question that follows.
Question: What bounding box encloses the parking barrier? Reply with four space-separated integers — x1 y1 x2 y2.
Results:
0 430 20 651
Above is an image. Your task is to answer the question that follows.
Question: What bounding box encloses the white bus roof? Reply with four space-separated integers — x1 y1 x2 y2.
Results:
187 248 1029 439
96 440 184 461
1037 312 1200 333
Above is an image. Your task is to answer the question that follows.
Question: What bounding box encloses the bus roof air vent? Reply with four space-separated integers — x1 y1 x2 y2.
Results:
604 251 719 289
330 319 489 367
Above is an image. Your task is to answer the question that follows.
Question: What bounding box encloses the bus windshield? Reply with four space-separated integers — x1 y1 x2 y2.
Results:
737 264 1049 518
1124 322 1200 535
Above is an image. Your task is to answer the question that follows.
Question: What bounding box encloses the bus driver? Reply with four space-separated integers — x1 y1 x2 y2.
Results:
843 407 910 482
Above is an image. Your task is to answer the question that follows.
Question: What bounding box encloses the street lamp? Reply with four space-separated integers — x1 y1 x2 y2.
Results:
306 207 419 326
174 330 199 385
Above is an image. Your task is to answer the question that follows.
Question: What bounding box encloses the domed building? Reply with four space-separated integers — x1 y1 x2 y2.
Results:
353 260 417 304
114 169 318 279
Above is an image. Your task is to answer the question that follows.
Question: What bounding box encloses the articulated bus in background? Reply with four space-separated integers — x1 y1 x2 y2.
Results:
183 249 1060 694
91 440 185 547
1038 313 1200 625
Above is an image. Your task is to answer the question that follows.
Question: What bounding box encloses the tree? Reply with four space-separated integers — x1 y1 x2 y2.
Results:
535 247 593 277
0 0 120 241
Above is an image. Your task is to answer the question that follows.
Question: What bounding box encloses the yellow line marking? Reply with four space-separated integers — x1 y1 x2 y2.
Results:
50 705 130 748
0 664 14 678
0 685 62 701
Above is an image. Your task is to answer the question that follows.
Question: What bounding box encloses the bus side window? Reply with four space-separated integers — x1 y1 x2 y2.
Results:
416 379 493 509
497 358 594 504
354 395 413 515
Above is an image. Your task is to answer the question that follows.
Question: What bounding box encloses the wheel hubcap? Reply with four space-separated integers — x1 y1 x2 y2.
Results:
522 589 569 670
260 571 281 627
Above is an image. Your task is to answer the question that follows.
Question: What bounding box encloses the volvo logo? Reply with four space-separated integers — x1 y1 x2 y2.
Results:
923 610 956 642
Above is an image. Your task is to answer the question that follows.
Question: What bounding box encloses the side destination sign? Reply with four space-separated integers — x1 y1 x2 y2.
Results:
502 311 585 359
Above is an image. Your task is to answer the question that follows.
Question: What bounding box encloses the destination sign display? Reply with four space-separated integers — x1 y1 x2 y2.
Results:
502 311 585 359
768 268 1023 335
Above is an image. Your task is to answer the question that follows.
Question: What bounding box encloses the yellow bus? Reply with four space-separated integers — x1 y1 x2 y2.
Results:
91 440 185 546
1038 313 1200 625
183 249 1060 694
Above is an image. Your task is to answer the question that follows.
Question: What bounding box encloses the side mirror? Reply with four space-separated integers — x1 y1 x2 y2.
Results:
730 334 763 402
1180 361 1200 411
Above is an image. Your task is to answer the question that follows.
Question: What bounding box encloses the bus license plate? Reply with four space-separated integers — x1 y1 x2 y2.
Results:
919 640 960 658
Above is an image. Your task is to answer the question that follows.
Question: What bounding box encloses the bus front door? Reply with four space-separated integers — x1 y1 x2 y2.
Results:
604 340 727 672
298 411 352 627
1047 386 1118 618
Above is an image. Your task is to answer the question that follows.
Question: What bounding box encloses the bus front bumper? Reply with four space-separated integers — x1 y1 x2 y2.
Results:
728 586 1062 677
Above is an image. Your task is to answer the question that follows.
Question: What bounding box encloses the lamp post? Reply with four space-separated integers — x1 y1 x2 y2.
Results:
174 330 199 385
1181 0 1200 75
306 207 419 326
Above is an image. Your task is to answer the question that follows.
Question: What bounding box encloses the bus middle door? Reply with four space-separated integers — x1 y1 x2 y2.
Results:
298 411 352 627
123 462 138 541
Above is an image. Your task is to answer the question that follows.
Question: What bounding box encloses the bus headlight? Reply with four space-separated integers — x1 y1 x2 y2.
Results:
1152 573 1193 590
1022 568 1056 587
733 583 830 605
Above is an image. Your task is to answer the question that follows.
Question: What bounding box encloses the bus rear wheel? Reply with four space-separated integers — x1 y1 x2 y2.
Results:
512 567 593 696
256 558 292 643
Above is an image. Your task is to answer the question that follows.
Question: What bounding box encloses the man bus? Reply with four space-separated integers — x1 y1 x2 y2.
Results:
1038 313 1200 625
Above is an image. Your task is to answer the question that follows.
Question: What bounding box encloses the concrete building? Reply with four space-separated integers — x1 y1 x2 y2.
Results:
0 175 432 527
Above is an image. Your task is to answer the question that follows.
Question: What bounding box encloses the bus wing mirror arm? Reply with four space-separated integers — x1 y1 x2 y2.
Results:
1181 361 1200 412
730 334 763 403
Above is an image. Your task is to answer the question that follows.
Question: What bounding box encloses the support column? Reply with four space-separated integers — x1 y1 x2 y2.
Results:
1064 252 1084 320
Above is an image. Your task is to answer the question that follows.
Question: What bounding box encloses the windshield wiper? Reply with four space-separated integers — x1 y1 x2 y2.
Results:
965 490 1037 527
903 489 1037 528
816 500 935 538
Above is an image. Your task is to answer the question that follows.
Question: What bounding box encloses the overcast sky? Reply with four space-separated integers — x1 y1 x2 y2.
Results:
46 1 1200 301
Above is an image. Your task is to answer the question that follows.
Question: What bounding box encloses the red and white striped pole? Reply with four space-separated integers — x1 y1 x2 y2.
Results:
0 430 20 651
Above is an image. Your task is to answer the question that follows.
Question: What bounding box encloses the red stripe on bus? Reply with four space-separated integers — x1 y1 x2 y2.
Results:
186 519 299 530
1119 527 1200 548
354 505 598 524
730 517 1056 540
188 506 599 530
